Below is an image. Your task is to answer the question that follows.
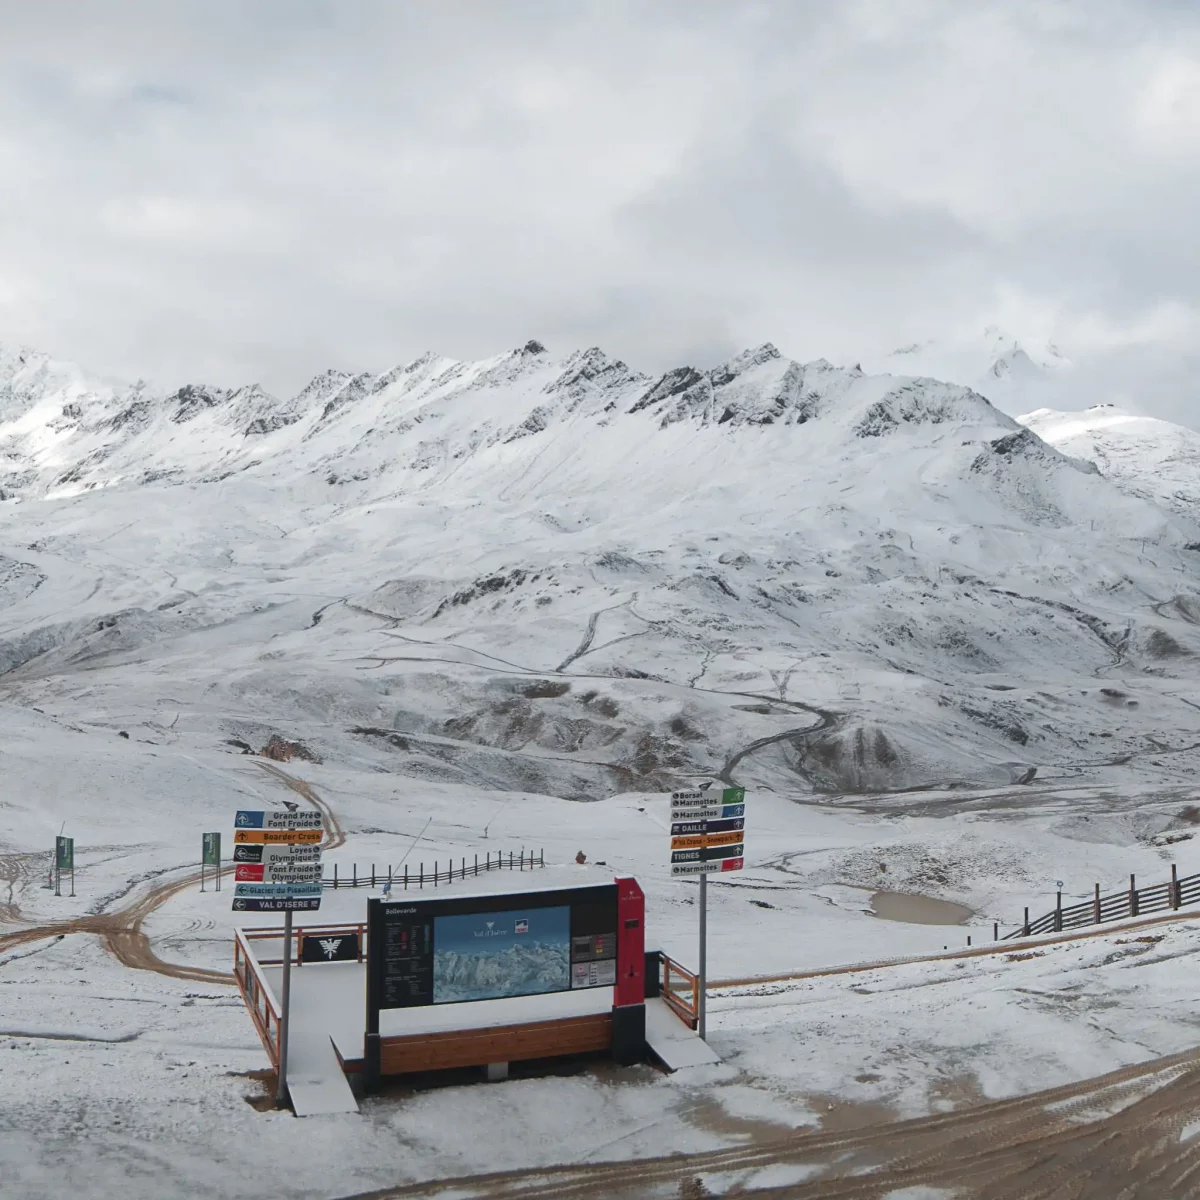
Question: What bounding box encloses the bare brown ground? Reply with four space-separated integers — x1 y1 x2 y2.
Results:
0 760 338 984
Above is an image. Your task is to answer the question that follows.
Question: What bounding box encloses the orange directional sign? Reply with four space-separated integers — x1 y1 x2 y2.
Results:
669 830 744 851
233 829 322 845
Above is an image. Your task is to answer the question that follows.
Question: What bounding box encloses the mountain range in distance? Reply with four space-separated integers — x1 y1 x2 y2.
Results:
3 330 1200 802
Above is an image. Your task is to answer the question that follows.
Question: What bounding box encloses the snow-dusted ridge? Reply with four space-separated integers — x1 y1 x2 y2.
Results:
1 337 1076 502
2 334 1200 800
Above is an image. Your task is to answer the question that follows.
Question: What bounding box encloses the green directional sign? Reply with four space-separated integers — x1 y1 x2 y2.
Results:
55 836 74 871
202 832 221 866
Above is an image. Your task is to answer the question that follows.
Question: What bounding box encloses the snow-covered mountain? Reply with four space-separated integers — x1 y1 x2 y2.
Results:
866 326 1071 413
3 335 1200 802
1020 405 1200 520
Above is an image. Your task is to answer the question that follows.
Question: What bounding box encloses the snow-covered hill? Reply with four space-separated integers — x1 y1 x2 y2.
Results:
4 336 1200 802
1020 404 1200 520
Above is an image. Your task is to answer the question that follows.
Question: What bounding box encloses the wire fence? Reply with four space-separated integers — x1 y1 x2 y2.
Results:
322 848 546 890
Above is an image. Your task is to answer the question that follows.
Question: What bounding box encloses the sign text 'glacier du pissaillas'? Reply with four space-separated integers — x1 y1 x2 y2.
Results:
669 786 746 875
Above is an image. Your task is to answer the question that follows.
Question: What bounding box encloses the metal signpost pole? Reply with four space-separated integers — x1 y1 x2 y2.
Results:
698 870 707 1041
277 909 293 1107
230 809 322 1110
667 783 745 1043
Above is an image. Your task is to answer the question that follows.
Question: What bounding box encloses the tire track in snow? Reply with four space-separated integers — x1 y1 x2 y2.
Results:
0 761 341 985
335 1046 1200 1199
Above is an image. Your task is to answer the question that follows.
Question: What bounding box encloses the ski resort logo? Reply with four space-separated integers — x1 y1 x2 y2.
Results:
515 919 529 934
473 919 506 939
319 937 343 959
236 812 255 826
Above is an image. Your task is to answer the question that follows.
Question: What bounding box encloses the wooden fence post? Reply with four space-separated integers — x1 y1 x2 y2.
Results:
1023 906 1030 937
1094 883 1101 924
404 864 408 891
371 864 375 888
353 863 357 888
420 862 424 889
1130 874 1138 917
1054 891 1062 933
1172 864 1180 910
334 863 338 889
474 854 478 876
993 922 998 941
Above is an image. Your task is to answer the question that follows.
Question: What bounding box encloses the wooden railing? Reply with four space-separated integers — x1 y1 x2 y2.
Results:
323 849 545 889
660 954 700 1030
238 923 367 965
1004 865 1200 939
233 929 283 1067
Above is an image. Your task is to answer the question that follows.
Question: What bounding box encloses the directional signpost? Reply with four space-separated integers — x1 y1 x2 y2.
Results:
668 785 746 1042
201 832 221 893
55 835 74 898
230 809 324 1106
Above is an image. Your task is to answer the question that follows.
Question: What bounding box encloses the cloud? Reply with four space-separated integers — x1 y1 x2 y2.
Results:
0 0 1196 426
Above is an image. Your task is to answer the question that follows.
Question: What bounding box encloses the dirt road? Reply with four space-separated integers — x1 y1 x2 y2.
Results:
341 1046 1200 1199
0 760 338 984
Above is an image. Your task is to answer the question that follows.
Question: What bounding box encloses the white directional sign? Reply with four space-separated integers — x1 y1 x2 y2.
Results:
233 843 322 865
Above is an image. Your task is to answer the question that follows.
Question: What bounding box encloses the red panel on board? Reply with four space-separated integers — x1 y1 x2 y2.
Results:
614 876 645 1007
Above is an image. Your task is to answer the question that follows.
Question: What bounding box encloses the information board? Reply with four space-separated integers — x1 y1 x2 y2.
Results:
367 884 618 1013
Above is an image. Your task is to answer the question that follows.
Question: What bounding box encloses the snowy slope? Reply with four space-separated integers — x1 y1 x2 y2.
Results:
8 335 1200 1196
1020 404 1200 520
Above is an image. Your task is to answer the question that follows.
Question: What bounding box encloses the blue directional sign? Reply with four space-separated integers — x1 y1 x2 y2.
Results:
234 882 324 899
235 809 323 830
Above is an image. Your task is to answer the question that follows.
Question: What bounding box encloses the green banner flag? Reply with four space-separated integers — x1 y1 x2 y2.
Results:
202 832 221 866
55 836 74 871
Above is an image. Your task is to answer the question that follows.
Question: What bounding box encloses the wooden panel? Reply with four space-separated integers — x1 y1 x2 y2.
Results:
380 1014 612 1076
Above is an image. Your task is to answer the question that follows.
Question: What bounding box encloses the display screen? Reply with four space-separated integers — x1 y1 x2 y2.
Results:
369 884 619 1012
433 905 571 1004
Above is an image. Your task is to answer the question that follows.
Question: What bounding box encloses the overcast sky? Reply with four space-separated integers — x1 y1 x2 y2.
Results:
0 0 1198 420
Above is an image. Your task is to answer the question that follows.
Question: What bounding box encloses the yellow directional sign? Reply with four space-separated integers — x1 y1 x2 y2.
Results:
669 830 744 851
233 829 323 845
